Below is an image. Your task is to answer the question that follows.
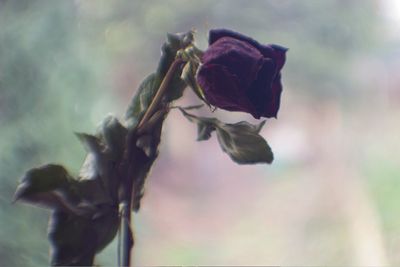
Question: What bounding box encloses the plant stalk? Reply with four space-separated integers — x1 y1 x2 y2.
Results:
120 57 184 267
137 58 184 130
119 201 133 267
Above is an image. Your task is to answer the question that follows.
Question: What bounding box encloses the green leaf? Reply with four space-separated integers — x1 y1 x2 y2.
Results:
181 61 209 104
121 107 168 212
13 164 120 267
14 165 120 266
14 164 108 217
14 163 119 266
16 89 132 267
166 32 183 50
100 115 128 161
14 164 70 200
131 114 165 211
215 120 273 164
76 128 128 203
48 207 119 266
157 36 187 102
13 164 81 213
178 108 216 141
91 207 119 252
75 132 104 156
197 122 216 141
49 211 96 266
165 30 195 58
177 104 204 110
179 109 274 164
125 31 195 129
125 73 161 129
15 30 199 266
75 132 113 193
73 179 112 209
136 134 157 158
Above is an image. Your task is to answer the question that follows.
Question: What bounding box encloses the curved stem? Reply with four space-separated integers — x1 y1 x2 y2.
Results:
137 58 184 130
120 57 184 267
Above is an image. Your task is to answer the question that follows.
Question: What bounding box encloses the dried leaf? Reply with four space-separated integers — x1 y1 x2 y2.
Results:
179 109 273 164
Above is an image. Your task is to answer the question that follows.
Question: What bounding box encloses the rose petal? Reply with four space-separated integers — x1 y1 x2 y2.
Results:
197 63 257 116
209 29 262 49
260 44 287 71
246 59 277 118
262 73 283 118
209 29 288 71
200 29 287 119
202 37 264 90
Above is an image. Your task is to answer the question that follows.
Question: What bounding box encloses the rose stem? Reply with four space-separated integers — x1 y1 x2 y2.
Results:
120 57 184 267
137 58 184 130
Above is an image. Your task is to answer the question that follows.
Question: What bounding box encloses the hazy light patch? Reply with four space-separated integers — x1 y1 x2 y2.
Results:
382 0 400 21
381 0 400 36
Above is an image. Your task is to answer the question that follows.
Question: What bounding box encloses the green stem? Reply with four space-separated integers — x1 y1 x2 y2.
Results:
119 201 133 267
137 58 184 130
119 57 184 267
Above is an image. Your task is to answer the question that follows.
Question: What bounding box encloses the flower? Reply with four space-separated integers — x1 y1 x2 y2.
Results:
196 29 287 119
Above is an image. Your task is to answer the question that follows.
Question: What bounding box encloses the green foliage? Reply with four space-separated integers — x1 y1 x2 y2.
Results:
13 116 130 265
12 31 196 265
129 126 172 214
125 73 161 129
48 208 119 266
13 165 73 210
181 60 209 105
75 132 117 202
125 31 193 129
14 162 120 266
101 116 129 160
179 108 273 164
123 31 195 212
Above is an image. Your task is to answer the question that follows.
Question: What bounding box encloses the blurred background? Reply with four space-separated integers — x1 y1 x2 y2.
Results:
1 0 400 265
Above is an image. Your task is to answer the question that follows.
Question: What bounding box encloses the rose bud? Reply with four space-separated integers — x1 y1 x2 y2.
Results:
197 29 287 119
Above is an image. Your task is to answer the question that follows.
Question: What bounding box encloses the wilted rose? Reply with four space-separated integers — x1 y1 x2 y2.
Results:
197 29 287 119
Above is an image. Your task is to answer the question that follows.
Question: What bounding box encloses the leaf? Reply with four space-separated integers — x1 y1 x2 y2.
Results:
75 132 113 191
15 164 120 266
179 109 273 164
100 115 128 161
49 211 96 266
125 73 161 129
215 120 273 164
14 165 78 211
197 122 216 141
15 165 120 266
91 207 119 252
73 179 112 210
48 207 119 266
15 30 199 266
136 134 156 158
166 71 187 102
75 133 103 155
130 113 165 211
125 31 195 129
178 104 204 110
165 31 196 80
14 164 70 201
121 107 168 212
157 37 187 102
178 108 216 141
166 32 183 50
76 130 126 203
181 61 208 104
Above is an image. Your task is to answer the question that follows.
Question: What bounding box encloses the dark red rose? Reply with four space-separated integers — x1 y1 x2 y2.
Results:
197 29 287 119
